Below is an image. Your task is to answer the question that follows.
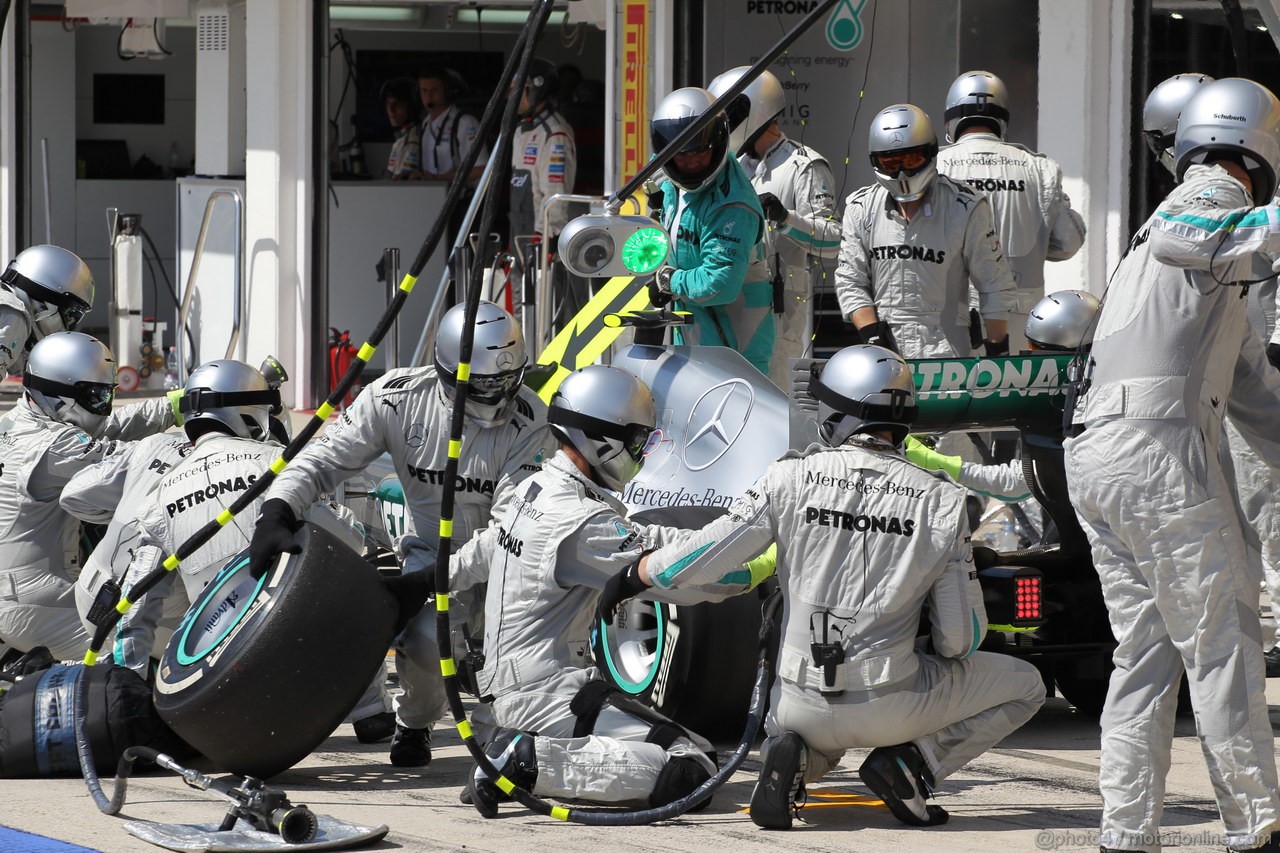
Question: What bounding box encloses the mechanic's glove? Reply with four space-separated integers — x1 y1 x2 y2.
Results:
745 543 777 590
984 336 1010 358
646 187 665 219
648 265 676 308
757 192 788 227
246 499 303 580
1268 342 1280 370
166 389 185 426
903 435 962 480
596 562 649 628
859 320 899 355
382 569 436 637
968 308 984 350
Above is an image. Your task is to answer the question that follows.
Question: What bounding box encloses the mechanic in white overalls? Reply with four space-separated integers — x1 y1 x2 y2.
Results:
0 245 95 377
596 344 1044 830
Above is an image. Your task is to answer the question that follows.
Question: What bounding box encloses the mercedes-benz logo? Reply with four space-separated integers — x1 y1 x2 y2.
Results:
496 351 515 369
683 379 754 472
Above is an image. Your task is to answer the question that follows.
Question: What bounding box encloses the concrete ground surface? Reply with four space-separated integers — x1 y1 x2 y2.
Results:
4 387 1280 851
6 684 1280 852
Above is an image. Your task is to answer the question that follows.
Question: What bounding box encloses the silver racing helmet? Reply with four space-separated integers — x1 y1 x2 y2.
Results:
1024 290 1101 351
1 245 95 339
548 364 656 492
181 359 280 441
707 66 786 156
650 87 731 192
811 344 917 448
24 331 117 438
868 104 939 202
1174 77 1280 199
943 70 1010 142
434 300 528 428
1142 72 1215 175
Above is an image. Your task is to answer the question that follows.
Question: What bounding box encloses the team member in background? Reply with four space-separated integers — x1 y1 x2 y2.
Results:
381 77 422 180
0 332 178 659
649 87 774 375
0 245 95 377
835 104 1016 360
708 67 841 390
936 71 1086 352
596 345 1044 830
248 301 553 768
1064 78 1280 852
509 58 577 242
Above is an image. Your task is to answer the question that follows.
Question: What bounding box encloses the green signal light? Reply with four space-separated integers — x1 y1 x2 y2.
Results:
621 227 669 274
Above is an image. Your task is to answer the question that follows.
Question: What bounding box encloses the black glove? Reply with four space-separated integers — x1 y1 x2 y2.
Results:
984 336 1010 358
647 265 675 308
382 569 436 637
859 320 899 355
1268 342 1280 370
647 187 665 218
968 308 984 350
758 192 788 226
246 499 303 580
596 562 648 628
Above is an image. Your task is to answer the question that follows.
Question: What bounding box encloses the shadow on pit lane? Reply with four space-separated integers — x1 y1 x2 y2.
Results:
271 754 477 792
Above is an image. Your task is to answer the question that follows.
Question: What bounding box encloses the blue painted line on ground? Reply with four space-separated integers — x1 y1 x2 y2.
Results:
0 825 100 852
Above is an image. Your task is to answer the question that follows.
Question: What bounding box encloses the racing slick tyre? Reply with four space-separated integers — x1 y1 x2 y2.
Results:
597 506 772 740
153 523 398 779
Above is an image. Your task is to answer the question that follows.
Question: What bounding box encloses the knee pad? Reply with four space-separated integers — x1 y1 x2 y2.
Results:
648 755 713 810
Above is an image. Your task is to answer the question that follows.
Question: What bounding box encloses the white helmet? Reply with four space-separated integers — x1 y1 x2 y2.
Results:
1142 73 1215 175
868 104 939 202
943 70 1010 142
650 87 731 192
1174 77 1280 200
1 245 95 339
1024 290 1101 351
181 359 280 441
707 66 785 156
810 345 917 448
23 331 117 438
434 300 528 428
548 365 656 492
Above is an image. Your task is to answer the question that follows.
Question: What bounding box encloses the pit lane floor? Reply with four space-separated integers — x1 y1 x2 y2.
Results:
4 677 1280 853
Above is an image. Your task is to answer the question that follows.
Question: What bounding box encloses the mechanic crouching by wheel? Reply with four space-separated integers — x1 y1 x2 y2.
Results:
440 365 761 817
0 332 179 660
648 88 774 375
0 245 95 376
247 301 553 768
598 345 1044 830
1064 78 1280 853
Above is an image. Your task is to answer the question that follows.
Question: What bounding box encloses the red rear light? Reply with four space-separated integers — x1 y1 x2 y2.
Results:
1014 575 1041 622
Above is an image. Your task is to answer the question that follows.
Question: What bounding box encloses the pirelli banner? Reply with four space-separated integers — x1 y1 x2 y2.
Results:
618 0 650 187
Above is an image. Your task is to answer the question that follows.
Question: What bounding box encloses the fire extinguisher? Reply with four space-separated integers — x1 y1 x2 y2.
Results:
328 327 359 408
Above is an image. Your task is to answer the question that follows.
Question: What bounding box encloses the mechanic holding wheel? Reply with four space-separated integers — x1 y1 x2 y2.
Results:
834 104 1016 360
247 301 553 769
0 332 179 660
436 365 766 817
648 87 775 375
597 344 1044 830
707 67 842 390
1064 78 1280 853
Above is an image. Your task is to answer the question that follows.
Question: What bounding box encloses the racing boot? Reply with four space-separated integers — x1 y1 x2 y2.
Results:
749 731 807 829
1265 646 1280 678
353 711 397 744
468 731 537 819
389 724 432 767
858 742 948 827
